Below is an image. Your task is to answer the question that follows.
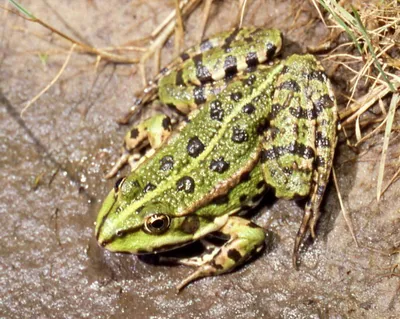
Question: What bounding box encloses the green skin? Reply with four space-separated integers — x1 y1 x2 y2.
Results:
96 27 337 291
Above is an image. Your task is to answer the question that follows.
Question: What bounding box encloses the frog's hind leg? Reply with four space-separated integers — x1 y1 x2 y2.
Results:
259 54 337 267
105 113 174 178
175 216 266 291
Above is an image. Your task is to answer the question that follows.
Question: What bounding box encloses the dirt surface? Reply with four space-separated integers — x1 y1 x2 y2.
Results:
1 1 399 318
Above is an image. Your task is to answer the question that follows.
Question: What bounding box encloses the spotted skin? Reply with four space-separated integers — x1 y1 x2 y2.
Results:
107 28 282 177
259 55 337 265
97 27 337 290
118 27 283 123
158 28 281 113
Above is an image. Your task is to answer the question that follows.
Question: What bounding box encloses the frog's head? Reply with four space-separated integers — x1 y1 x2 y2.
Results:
95 176 215 254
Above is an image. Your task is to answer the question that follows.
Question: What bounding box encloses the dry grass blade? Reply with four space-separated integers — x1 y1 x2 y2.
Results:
377 93 399 201
317 0 362 53
351 7 395 92
381 166 400 198
316 0 398 147
138 0 201 86
20 43 76 117
238 0 248 28
332 167 359 247
354 113 388 147
311 0 327 27
340 83 398 125
174 0 185 56
199 0 213 40
7 0 138 64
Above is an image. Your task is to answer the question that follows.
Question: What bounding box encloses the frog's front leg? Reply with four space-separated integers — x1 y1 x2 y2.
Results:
176 216 266 291
259 54 337 267
105 113 173 178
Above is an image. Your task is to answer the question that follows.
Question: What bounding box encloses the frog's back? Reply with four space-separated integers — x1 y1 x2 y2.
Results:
127 64 284 216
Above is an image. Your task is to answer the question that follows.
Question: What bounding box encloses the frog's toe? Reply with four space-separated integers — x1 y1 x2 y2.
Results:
104 151 130 179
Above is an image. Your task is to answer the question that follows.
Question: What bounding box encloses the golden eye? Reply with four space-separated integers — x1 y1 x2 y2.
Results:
144 214 170 234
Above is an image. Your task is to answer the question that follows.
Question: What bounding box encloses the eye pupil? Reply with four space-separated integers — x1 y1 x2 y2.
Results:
144 214 170 234
151 219 165 229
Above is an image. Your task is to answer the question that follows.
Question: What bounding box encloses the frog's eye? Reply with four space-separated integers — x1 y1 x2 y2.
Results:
114 177 126 192
144 214 171 234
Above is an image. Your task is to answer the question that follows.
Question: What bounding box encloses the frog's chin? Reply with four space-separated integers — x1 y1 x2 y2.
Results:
101 233 195 255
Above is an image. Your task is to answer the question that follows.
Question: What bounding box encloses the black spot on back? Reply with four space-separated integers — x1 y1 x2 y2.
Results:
213 194 229 205
209 157 230 173
176 176 195 193
230 92 243 102
242 103 256 114
210 100 224 121
143 183 156 193
193 86 206 105
159 155 174 171
244 74 257 86
240 172 251 182
231 126 248 143
187 136 205 157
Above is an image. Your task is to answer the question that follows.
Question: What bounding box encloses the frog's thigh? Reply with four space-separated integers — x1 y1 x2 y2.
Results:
158 78 229 115
105 113 173 178
176 216 265 291
260 54 337 262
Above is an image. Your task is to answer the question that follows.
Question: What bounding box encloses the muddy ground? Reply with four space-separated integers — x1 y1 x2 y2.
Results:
1 0 399 318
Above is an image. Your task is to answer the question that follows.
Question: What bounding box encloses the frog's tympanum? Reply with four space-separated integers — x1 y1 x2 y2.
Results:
95 27 337 290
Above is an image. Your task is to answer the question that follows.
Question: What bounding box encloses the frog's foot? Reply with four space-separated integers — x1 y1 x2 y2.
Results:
117 83 159 124
259 54 337 268
105 113 173 178
176 216 266 292
169 240 221 268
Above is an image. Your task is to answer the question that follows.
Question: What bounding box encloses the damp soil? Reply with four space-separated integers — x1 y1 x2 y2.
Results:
1 1 399 318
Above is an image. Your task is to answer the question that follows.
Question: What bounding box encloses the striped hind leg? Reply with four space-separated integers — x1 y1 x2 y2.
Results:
259 54 337 266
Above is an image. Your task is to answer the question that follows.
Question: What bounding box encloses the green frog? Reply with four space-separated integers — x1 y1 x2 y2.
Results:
95 27 337 291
